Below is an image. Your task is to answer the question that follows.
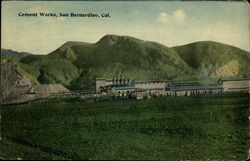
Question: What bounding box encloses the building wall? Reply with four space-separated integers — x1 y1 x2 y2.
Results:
96 79 113 93
96 80 106 93
111 88 134 96
134 82 165 89
222 80 250 92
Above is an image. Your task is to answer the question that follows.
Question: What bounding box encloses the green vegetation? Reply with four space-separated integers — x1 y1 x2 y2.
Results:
18 56 79 87
1 49 30 58
5 35 247 90
173 41 250 78
16 65 39 84
1 92 249 160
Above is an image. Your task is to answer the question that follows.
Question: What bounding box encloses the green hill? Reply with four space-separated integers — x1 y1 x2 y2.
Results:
15 35 250 90
1 49 31 57
1 49 32 63
173 41 250 79
18 56 79 88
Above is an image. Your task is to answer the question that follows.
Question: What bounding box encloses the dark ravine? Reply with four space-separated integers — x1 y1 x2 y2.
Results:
2 35 250 91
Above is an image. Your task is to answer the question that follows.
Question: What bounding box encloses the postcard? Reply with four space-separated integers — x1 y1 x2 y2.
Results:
1 0 249 160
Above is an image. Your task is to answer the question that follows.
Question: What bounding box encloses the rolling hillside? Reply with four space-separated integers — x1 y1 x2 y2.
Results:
1 49 31 57
1 49 32 63
7 35 250 90
173 41 250 79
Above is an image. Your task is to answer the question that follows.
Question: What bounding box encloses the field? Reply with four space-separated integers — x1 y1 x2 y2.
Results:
0 92 249 160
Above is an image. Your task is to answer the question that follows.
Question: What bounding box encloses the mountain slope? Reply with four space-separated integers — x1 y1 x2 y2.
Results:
18 35 195 89
18 55 79 88
1 49 31 57
0 62 71 103
16 35 250 90
72 35 194 80
0 62 35 103
172 41 250 79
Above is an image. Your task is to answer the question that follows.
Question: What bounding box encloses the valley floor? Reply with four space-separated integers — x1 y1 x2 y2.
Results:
0 92 249 160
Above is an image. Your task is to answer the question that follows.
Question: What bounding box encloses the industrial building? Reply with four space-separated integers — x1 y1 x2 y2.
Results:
96 78 249 99
217 78 250 92
134 81 165 90
96 77 132 94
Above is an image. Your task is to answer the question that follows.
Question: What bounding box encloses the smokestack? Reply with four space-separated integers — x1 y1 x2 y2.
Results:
119 75 122 84
116 75 118 84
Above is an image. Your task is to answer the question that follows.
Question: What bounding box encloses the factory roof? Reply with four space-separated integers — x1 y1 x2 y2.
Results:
170 81 200 84
96 78 106 80
133 88 164 92
167 85 223 91
112 86 135 90
135 81 165 84
218 78 250 82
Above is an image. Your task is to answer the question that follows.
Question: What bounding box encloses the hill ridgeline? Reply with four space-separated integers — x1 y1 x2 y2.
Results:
5 34 250 90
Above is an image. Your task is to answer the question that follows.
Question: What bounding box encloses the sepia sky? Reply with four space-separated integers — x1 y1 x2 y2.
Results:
2 1 249 54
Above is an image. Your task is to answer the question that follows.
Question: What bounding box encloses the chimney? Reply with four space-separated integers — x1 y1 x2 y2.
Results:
119 75 122 84
116 75 118 84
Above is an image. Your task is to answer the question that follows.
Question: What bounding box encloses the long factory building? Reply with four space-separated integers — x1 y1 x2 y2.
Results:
96 78 249 99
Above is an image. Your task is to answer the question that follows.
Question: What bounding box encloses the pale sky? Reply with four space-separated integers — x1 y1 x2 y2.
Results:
2 1 249 54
